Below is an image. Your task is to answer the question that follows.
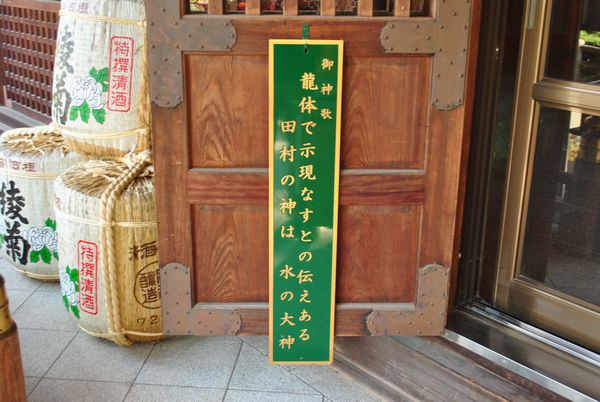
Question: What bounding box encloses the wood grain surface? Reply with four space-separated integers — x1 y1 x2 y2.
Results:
341 56 429 169
187 54 429 169
193 205 269 303
232 305 375 335
187 55 268 168
336 205 420 302
150 5 481 335
151 104 194 268
0 326 26 402
192 204 421 303
187 171 425 205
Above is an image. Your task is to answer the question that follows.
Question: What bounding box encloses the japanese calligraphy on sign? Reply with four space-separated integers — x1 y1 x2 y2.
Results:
78 240 98 315
108 36 134 112
269 40 343 364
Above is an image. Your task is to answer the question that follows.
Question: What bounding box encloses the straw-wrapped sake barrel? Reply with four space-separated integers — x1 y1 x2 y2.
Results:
52 0 150 158
54 152 161 345
0 127 82 280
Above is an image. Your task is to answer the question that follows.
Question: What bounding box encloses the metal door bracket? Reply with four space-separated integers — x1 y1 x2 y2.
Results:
366 264 450 335
146 1 237 108
380 0 472 111
161 263 242 335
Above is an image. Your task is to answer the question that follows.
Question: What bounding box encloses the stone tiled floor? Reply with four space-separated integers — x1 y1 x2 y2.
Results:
1 261 385 402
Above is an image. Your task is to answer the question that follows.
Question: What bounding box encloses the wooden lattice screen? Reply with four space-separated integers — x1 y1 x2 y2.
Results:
189 0 428 16
0 0 60 118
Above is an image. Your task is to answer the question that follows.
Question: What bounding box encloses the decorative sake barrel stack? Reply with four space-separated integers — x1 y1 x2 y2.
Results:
52 0 151 157
52 0 162 345
0 126 82 280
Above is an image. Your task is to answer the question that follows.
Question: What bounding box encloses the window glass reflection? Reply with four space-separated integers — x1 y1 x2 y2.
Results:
225 0 246 13
546 0 600 84
373 0 393 16
335 0 357 16
189 0 209 13
521 107 600 307
299 0 320 15
261 0 283 14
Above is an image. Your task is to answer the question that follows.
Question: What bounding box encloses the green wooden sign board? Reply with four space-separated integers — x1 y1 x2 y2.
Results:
269 39 343 364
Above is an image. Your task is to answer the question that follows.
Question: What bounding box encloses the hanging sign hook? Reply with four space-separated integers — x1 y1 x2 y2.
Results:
303 24 310 53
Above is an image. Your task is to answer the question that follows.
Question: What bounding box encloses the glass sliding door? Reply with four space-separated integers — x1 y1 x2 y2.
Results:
495 0 600 351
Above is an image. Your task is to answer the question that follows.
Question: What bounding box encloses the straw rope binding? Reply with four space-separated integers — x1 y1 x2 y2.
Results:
101 150 153 346
55 209 156 228
0 124 69 155
56 151 162 345
59 10 147 28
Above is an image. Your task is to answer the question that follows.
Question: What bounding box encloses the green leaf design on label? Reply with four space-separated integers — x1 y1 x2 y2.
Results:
30 250 40 263
68 266 79 286
69 105 80 121
40 247 52 264
92 108 106 124
96 67 109 92
53 251 59 260
68 66 109 125
89 67 99 80
45 218 56 230
27 220 58 265
70 102 91 123
79 101 91 123
89 67 109 92
61 265 80 319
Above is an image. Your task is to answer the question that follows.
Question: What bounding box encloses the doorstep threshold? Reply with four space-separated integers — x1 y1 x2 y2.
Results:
334 334 565 402
443 329 595 402
446 306 600 400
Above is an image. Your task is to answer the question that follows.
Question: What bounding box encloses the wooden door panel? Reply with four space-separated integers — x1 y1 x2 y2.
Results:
337 205 420 303
187 55 268 168
147 0 480 337
190 203 421 305
192 205 268 303
186 172 425 206
342 56 430 169
187 53 431 170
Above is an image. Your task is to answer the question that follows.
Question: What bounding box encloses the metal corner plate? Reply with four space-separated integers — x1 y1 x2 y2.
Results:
146 1 237 108
366 264 450 335
380 0 472 111
160 263 242 335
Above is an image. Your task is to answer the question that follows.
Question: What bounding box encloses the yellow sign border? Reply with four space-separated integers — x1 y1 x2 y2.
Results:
268 39 344 365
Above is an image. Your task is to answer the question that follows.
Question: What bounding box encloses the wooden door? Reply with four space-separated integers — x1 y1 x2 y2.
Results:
147 0 479 336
